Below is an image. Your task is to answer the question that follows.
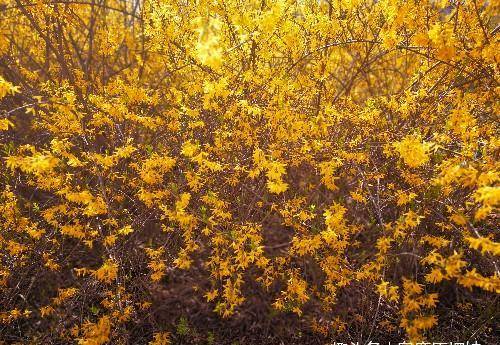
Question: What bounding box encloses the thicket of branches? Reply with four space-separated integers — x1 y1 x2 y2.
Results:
0 0 498 344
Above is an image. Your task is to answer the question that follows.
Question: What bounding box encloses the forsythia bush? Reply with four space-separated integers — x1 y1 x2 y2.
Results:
0 0 498 343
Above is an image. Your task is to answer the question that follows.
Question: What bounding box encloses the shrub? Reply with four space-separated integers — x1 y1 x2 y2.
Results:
0 0 498 343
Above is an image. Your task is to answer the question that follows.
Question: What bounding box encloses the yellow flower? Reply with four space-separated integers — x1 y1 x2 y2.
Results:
79 316 111 345
267 179 288 194
181 140 200 158
149 332 171 345
0 118 14 131
94 260 118 284
393 135 432 168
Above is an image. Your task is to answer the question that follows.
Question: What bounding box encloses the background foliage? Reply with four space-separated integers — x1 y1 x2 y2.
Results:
0 0 499 343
